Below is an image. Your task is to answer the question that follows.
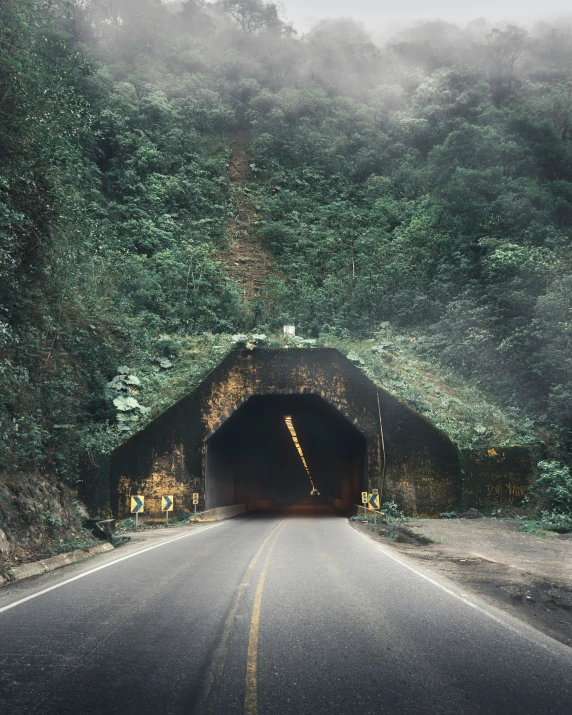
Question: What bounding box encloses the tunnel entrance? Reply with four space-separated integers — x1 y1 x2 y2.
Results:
111 348 467 518
205 394 367 510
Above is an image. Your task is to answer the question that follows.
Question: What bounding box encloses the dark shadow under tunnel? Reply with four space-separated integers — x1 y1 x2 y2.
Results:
205 395 367 510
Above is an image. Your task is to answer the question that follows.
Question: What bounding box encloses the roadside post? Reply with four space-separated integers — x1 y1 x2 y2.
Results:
130 495 144 530
162 495 174 525
361 491 368 520
192 493 199 521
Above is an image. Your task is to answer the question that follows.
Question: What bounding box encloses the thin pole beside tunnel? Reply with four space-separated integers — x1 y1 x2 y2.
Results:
377 390 387 504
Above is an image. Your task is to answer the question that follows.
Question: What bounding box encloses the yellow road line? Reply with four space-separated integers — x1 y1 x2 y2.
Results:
244 521 288 715
214 521 283 679
197 520 286 712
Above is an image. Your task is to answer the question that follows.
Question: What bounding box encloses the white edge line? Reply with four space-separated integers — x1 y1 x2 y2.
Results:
0 522 224 615
353 526 572 656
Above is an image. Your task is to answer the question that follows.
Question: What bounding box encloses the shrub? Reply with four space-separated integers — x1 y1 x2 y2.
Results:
118 518 136 529
382 500 405 520
532 461 572 515
537 511 572 532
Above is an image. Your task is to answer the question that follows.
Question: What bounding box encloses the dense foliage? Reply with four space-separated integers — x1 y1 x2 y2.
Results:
2 0 572 493
523 460 572 532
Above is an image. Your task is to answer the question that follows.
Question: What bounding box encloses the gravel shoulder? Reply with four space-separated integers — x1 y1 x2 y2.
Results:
352 518 572 648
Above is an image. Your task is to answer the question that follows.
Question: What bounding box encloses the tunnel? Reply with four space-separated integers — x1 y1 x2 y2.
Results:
109 348 468 518
205 394 367 510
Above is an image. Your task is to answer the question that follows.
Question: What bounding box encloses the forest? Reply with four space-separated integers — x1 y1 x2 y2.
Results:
1 0 572 510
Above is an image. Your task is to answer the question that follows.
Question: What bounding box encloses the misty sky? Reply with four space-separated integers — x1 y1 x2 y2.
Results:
278 0 572 34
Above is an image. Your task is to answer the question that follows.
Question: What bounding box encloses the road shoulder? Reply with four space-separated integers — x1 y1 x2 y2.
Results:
350 517 572 648
0 522 223 612
0 542 113 587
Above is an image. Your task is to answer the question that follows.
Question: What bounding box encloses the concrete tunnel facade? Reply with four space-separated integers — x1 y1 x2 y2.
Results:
109 348 463 519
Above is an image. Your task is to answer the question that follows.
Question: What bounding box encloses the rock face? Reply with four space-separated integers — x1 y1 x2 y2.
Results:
0 472 96 567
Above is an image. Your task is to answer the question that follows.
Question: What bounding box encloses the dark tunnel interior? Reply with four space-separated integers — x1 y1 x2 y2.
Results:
205 395 367 510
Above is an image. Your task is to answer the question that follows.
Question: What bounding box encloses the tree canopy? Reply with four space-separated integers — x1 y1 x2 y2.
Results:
2 0 572 491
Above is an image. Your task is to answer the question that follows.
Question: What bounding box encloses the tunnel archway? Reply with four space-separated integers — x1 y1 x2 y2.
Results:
205 394 367 509
110 348 465 519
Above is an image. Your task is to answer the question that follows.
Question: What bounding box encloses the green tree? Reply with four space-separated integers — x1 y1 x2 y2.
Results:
218 0 282 35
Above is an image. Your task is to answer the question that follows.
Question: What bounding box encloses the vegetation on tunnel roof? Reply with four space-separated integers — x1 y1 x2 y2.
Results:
114 327 537 452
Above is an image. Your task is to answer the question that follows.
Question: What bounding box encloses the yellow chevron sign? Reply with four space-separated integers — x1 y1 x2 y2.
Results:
368 493 380 510
162 495 173 512
130 495 144 513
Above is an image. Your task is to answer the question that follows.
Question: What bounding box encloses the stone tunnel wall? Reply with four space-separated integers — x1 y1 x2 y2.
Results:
108 349 538 519
459 446 543 512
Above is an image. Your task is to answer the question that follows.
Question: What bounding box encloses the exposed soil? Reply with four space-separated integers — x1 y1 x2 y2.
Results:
352 518 572 648
221 131 273 303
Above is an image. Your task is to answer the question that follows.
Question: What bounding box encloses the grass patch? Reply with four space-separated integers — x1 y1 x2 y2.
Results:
381 524 434 545
517 522 561 536
321 330 535 449
39 535 99 559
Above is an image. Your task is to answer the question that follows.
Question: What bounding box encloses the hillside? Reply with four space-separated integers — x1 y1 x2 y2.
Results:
1 0 570 517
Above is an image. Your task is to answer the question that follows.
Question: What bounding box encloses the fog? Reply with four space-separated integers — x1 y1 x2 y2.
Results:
278 0 572 34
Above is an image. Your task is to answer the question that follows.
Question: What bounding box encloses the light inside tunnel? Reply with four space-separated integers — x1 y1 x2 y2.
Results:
204 394 366 510
284 415 317 493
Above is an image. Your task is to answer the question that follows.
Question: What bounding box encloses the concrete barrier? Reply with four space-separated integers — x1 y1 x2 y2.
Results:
0 543 114 588
193 504 246 522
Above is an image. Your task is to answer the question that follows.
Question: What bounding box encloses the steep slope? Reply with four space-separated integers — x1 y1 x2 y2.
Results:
221 132 273 303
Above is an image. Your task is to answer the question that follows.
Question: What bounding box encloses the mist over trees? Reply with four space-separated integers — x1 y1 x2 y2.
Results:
2 0 572 484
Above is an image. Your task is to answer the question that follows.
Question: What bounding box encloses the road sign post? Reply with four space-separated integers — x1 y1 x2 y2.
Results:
130 495 144 529
162 495 174 525
192 493 199 522
367 492 380 526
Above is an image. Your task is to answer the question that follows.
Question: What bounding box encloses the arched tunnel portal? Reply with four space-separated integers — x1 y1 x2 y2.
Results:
109 348 466 519
205 394 367 508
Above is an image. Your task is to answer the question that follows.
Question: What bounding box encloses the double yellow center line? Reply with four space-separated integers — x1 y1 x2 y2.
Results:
198 519 287 715
244 520 287 715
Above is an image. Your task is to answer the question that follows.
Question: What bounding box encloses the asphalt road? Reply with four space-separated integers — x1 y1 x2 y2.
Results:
1 507 571 714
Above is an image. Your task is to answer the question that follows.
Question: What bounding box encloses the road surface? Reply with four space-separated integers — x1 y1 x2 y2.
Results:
1 507 571 714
